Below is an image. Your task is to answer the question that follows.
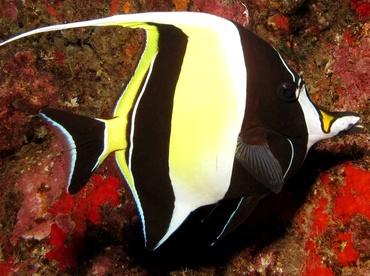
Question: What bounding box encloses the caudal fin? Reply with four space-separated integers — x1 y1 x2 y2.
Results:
39 108 107 194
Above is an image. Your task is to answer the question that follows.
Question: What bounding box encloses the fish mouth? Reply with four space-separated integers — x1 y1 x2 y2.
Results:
338 122 364 135
336 113 364 135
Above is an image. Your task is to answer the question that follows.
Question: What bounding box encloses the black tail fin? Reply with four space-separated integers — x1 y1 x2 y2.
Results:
39 108 106 194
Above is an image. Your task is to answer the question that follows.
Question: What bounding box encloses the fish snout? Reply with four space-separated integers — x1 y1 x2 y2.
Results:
333 112 364 135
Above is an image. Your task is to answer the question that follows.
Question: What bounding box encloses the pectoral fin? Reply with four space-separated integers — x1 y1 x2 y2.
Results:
235 137 284 193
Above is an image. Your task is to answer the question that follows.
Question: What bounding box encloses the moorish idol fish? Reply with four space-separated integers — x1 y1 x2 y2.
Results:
0 12 362 250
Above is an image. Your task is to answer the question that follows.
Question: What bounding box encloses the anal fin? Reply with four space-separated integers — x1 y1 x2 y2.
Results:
211 196 261 245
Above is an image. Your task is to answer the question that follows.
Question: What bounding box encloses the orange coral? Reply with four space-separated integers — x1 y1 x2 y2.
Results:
173 0 190 11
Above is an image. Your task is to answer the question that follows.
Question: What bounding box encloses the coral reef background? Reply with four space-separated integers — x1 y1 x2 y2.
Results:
0 0 369 275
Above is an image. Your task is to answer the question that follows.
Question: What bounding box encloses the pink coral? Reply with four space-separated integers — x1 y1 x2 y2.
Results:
330 24 370 113
11 140 65 245
0 0 18 19
193 0 250 26
0 0 369 274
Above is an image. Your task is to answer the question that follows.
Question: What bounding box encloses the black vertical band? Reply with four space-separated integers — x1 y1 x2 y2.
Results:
130 23 188 249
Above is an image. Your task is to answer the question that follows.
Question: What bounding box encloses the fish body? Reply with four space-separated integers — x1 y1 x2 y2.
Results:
0 12 362 250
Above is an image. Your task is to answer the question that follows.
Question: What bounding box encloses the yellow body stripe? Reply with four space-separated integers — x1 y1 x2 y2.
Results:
101 17 246 213
169 24 246 205
153 19 246 247
111 24 159 202
113 24 159 118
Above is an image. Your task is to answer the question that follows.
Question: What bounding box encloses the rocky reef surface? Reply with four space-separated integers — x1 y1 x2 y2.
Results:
0 0 369 275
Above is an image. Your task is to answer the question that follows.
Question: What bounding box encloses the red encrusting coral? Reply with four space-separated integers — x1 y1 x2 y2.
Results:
299 162 369 274
334 232 359 266
268 14 290 32
303 251 335 276
53 51 64 66
303 189 334 275
334 164 370 223
45 5 60 18
110 0 134 15
312 198 330 235
110 0 124 15
45 223 72 269
342 28 356 46
45 175 121 270
0 257 15 276
350 0 370 19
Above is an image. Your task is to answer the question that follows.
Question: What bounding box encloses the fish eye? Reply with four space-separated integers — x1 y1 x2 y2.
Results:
283 87 295 98
278 83 297 102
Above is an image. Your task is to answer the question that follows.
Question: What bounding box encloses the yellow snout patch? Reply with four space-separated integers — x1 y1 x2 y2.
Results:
319 109 335 133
